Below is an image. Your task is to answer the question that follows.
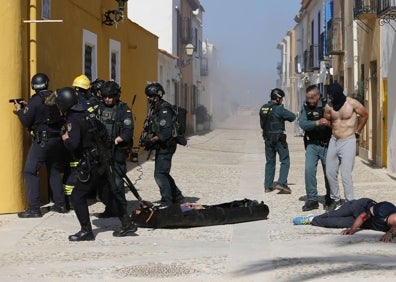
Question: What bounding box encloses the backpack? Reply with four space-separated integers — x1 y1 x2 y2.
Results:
170 105 187 146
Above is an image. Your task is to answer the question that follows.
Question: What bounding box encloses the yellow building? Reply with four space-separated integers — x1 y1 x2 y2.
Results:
0 0 158 213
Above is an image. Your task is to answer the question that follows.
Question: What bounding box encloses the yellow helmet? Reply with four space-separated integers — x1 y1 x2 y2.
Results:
72 74 91 90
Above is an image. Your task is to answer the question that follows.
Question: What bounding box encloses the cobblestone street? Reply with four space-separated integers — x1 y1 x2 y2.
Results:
1 109 396 281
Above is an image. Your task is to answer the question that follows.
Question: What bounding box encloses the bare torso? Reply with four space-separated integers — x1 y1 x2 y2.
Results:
325 97 360 139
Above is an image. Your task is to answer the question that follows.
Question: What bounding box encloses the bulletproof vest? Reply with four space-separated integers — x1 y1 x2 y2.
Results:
36 90 63 130
264 104 284 133
100 105 117 137
82 113 110 150
304 99 331 142
150 101 169 135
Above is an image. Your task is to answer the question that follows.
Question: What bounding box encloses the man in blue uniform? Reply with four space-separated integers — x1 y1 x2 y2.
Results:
55 87 137 241
259 88 296 194
97 81 133 218
294 198 396 243
299 85 332 211
141 82 184 207
13 73 67 218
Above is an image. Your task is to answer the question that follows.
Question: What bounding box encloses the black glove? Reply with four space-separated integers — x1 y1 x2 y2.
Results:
143 139 154 150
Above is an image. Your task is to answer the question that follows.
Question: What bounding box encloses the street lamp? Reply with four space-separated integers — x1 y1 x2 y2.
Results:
103 0 128 26
180 43 195 67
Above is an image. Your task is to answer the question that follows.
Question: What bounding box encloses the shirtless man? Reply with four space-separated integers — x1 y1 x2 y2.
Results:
323 82 368 210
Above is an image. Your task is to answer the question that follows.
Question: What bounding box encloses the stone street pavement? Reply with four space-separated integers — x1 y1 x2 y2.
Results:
1 108 396 281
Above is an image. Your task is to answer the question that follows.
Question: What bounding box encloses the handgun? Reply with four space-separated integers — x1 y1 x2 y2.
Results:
9 98 24 104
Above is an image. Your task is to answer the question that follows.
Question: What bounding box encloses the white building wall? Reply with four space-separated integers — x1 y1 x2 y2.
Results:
158 51 177 104
382 25 396 172
128 0 179 55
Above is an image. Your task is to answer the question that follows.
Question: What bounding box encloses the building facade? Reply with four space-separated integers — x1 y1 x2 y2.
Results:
279 0 396 174
0 0 158 213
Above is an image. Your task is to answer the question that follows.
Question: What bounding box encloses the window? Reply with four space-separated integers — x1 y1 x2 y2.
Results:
82 30 97 81
42 0 51 20
109 39 121 83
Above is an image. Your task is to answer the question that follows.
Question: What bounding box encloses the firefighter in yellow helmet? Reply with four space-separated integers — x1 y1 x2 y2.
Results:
72 74 100 114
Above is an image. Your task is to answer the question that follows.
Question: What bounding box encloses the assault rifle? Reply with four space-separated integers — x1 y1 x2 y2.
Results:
88 115 142 203
139 106 155 160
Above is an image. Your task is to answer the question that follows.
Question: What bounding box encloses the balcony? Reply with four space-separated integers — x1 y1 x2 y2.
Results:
354 0 378 20
309 44 320 71
327 18 344 55
377 0 396 20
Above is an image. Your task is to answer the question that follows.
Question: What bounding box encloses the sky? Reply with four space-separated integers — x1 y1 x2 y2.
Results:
199 0 301 106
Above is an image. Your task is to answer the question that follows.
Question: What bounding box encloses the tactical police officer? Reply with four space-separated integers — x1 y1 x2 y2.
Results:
97 81 133 218
259 88 296 194
141 82 184 207
13 73 67 218
54 87 137 241
299 85 332 211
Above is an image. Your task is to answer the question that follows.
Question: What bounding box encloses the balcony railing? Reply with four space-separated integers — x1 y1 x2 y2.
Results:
377 0 396 20
354 0 378 19
327 18 344 55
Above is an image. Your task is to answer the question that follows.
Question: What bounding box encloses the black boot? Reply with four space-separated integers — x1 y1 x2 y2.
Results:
113 215 138 237
68 224 95 241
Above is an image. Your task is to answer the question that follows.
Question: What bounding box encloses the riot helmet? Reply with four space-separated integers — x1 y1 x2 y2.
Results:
100 81 121 100
31 73 49 91
90 78 105 97
72 74 91 90
270 88 285 100
54 87 79 112
145 82 165 98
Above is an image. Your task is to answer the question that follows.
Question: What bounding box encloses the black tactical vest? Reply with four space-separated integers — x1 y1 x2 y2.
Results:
304 99 331 143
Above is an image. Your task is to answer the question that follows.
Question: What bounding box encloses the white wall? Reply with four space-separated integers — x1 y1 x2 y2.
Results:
128 0 179 55
382 25 396 172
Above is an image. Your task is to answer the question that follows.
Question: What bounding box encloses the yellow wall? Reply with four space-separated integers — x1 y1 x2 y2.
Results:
0 0 158 213
0 1 26 213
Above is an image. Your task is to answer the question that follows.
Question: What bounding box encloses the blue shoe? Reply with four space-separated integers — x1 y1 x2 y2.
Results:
293 214 315 225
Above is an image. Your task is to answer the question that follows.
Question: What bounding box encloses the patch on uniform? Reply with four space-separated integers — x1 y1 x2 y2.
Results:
66 122 72 132
162 110 168 114
159 119 167 126
23 106 29 114
124 119 132 125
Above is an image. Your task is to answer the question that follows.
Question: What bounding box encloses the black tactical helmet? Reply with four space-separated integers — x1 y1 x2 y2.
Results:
145 82 165 97
90 78 105 95
270 88 285 100
54 87 78 112
31 73 49 90
101 81 121 99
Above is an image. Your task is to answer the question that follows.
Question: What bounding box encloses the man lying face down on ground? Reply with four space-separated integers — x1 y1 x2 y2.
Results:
131 199 269 229
293 198 396 243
